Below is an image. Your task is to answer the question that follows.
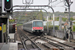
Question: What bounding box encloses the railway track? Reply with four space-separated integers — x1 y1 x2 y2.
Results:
23 31 75 50
43 36 75 50
18 29 42 50
18 26 75 50
19 29 63 50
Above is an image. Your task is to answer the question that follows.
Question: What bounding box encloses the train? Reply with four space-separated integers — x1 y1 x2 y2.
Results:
23 20 44 35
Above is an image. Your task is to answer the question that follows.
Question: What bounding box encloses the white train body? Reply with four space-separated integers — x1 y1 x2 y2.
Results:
23 20 44 34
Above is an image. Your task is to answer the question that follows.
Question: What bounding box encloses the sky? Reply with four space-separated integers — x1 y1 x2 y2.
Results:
13 0 75 12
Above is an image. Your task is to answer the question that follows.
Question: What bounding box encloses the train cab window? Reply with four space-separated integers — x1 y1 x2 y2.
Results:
33 21 43 27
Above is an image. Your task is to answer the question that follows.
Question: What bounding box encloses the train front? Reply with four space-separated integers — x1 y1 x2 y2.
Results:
32 21 44 35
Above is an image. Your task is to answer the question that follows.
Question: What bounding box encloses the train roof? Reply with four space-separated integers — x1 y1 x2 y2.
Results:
23 20 43 25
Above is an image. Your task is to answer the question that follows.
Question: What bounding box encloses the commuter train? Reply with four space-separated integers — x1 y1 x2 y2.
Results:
23 20 44 35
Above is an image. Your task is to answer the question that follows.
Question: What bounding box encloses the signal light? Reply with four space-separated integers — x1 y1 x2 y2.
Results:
7 0 9 2
4 0 12 12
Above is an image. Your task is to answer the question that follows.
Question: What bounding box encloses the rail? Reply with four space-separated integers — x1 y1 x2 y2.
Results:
18 28 42 50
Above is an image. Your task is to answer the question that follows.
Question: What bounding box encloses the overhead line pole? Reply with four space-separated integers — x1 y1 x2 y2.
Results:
65 0 73 42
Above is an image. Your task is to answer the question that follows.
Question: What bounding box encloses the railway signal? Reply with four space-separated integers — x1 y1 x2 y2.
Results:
4 0 12 12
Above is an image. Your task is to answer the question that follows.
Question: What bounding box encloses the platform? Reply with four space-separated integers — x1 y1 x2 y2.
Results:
0 43 18 50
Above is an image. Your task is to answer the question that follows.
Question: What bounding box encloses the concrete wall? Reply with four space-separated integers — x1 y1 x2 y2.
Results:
55 30 75 40
55 30 65 39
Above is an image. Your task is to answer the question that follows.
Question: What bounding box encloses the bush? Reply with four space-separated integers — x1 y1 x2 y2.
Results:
17 24 23 26
44 25 59 30
55 26 59 30
44 21 59 30
73 26 75 32
62 18 67 21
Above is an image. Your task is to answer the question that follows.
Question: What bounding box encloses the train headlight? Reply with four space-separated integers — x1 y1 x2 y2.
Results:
42 29 44 31
39 27 42 30
33 27 36 30
33 30 35 32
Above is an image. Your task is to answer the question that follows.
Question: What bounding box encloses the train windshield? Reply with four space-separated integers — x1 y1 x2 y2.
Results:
33 21 43 27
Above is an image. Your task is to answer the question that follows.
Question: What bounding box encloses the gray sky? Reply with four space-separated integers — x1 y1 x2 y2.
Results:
70 0 75 12
13 0 75 12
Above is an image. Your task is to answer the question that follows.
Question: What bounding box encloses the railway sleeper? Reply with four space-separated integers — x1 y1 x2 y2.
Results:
24 38 41 50
44 37 75 50
22 36 38 50
48 42 64 50
19 29 42 50
42 43 59 50
41 37 64 50
43 37 74 50
19 36 28 50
